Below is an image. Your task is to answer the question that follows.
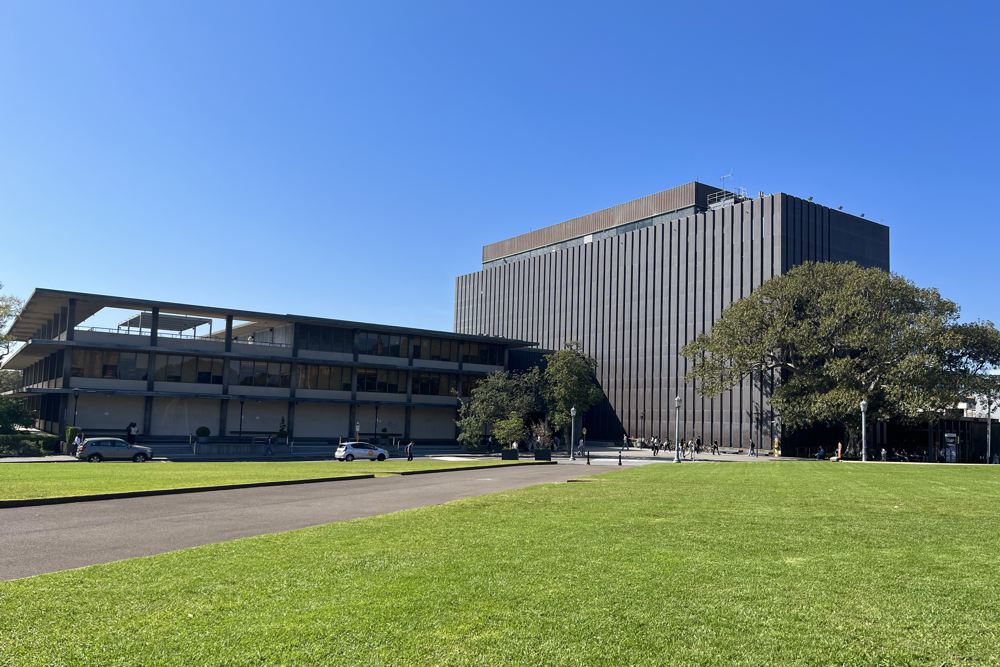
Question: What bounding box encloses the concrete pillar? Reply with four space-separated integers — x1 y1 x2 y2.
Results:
143 397 153 436
224 315 233 353
150 307 159 346
65 298 76 342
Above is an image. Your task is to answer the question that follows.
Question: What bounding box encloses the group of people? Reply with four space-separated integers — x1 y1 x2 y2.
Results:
621 435 735 458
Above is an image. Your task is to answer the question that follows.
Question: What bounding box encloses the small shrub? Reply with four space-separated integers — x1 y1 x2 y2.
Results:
195 426 211 437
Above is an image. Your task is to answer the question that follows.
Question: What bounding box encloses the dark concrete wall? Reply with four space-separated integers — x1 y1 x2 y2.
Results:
455 193 890 444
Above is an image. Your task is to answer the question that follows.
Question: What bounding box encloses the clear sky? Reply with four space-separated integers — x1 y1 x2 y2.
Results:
2 1 998 331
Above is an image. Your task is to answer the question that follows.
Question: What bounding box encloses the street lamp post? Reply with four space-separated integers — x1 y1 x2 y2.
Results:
640 411 645 442
356 420 361 440
72 388 80 427
674 396 682 463
570 406 577 461
860 399 868 462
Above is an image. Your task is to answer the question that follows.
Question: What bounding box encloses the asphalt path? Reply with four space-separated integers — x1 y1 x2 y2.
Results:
0 464 598 581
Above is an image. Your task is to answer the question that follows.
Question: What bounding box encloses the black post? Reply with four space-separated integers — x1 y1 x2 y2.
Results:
239 400 245 439
72 389 80 427
587 451 591 465
618 453 622 466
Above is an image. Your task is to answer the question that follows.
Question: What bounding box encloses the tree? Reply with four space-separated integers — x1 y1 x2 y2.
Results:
492 414 528 448
682 262 966 446
0 370 21 393
0 398 34 433
543 343 604 439
0 282 22 365
951 321 1000 461
456 368 543 449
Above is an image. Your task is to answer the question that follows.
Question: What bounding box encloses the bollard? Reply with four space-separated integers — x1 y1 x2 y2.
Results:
618 453 622 466
587 451 591 465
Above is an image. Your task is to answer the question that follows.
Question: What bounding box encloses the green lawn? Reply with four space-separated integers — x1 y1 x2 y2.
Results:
0 459 527 501
2 463 1000 665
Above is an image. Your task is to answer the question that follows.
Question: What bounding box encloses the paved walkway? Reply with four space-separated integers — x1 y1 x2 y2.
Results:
0 464 598 581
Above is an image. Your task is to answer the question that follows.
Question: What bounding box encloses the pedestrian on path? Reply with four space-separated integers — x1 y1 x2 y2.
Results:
405 440 414 461
711 440 720 455
748 438 756 457
72 431 83 455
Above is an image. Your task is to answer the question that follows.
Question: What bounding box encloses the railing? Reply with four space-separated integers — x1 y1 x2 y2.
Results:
75 327 292 348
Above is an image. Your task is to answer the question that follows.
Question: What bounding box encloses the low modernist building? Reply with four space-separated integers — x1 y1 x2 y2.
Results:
455 181 891 446
3 289 527 442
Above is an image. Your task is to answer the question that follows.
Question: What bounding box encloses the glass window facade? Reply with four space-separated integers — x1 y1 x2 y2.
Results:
412 372 459 396
71 350 149 381
461 342 504 365
356 367 405 393
411 337 459 362
148 354 224 384
228 359 291 388
298 325 354 353
297 364 352 391
356 332 409 358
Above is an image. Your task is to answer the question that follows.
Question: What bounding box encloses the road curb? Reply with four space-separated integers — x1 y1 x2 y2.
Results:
0 474 377 509
396 461 557 476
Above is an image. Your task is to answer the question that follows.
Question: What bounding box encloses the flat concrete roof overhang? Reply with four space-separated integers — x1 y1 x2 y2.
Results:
5 288 535 347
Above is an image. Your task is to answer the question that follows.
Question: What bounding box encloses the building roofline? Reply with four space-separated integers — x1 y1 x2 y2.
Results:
4 288 535 347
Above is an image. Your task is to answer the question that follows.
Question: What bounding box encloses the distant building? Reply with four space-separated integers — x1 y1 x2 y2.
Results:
2 289 528 442
455 181 891 445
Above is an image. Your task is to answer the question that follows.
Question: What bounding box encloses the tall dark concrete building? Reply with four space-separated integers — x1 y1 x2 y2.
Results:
455 182 890 445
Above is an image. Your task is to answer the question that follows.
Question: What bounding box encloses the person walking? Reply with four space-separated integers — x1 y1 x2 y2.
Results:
880 447 887 462
405 440 414 461
72 431 83 455
124 422 137 445
623 433 629 450
651 437 659 457
711 440 720 455
748 437 756 458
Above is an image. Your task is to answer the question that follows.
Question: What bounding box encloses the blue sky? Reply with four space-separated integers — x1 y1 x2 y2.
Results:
2 1 998 331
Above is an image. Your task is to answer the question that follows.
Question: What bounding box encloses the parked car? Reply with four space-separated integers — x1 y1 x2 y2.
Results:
76 437 153 463
335 441 388 462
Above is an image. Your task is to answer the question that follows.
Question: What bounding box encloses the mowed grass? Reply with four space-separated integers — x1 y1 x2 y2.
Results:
0 459 527 501
3 463 1000 665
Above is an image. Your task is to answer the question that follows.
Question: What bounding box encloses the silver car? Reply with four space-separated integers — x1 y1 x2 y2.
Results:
335 441 388 462
76 437 153 463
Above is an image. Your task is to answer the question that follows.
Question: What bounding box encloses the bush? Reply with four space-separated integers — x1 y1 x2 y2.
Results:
195 426 211 437
0 438 48 457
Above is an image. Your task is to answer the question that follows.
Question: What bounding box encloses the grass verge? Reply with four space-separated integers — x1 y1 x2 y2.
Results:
0 459 529 501
2 462 999 665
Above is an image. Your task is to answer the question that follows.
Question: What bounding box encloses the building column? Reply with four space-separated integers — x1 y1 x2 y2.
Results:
65 298 76 342
149 307 159 346
287 401 296 441
224 315 233 352
143 397 154 436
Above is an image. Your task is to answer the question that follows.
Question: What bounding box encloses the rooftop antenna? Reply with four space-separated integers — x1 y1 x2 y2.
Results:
720 171 733 193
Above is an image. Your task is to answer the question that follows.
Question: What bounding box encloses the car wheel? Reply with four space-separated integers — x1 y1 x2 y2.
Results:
377 454 386 461
133 453 148 463
87 454 103 463
345 454 355 462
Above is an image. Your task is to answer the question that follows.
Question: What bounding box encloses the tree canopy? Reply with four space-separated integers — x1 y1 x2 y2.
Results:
456 344 603 448
543 343 603 437
0 281 21 364
682 262 983 438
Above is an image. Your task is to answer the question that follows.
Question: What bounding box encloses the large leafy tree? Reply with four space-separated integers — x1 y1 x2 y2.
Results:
682 262 967 444
543 343 603 438
0 283 30 432
951 321 1000 459
456 368 542 448
0 281 21 365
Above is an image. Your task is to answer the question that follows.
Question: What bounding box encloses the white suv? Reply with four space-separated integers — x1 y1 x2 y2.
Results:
335 442 388 462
